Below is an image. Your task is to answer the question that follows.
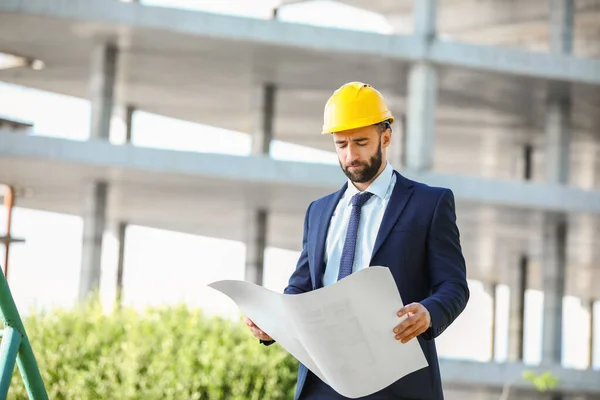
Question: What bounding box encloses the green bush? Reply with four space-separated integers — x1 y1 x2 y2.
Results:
522 370 560 393
6 299 298 399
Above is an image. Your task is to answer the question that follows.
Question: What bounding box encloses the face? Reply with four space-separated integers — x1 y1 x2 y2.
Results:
333 124 390 185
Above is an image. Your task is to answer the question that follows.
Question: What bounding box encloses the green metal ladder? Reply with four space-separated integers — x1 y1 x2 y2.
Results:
0 268 48 399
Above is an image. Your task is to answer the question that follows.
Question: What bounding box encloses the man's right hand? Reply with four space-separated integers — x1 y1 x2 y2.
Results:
244 316 273 341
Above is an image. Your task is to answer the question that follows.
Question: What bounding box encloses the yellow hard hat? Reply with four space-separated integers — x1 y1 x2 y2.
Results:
322 82 394 134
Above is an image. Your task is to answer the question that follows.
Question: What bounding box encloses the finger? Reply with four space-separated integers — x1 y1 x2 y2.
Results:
397 322 426 343
250 326 262 336
401 328 424 344
248 320 265 334
258 331 272 341
251 326 271 341
397 303 420 318
396 323 419 341
396 313 426 336
393 316 418 336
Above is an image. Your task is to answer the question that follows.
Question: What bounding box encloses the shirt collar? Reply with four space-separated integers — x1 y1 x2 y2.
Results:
345 162 394 205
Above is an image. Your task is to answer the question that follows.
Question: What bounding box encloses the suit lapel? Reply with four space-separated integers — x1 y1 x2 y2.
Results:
311 183 347 289
370 171 414 263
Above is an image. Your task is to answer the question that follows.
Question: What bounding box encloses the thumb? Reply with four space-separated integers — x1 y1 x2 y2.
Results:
397 303 419 317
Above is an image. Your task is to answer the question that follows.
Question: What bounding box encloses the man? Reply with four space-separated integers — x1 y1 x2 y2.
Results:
245 82 469 399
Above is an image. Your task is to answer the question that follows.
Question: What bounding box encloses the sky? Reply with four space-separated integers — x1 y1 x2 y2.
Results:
0 0 598 370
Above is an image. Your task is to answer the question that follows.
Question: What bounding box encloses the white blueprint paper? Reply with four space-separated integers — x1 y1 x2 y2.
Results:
208 266 428 399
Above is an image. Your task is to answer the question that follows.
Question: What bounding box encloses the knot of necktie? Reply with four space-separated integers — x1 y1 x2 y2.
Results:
351 191 374 208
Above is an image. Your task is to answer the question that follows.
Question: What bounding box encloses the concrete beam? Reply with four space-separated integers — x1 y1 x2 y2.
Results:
2 132 600 215
3 0 600 86
426 40 600 86
439 359 600 395
2 0 422 62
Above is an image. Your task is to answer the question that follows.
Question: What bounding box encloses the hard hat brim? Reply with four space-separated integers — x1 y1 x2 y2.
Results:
321 113 395 134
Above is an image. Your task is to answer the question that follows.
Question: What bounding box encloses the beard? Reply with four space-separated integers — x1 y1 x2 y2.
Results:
339 140 383 184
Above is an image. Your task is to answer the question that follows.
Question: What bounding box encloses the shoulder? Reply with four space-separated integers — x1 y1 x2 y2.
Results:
310 184 347 210
398 173 451 197
396 172 455 207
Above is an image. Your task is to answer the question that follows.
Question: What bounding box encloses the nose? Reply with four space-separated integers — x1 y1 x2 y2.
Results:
345 144 359 165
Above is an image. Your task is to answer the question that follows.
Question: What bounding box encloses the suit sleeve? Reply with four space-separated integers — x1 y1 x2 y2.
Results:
283 201 314 296
260 201 314 346
420 188 470 340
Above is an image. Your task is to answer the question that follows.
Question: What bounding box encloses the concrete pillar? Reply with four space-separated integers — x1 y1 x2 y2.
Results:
244 209 267 285
523 143 534 180
541 214 567 365
540 0 573 369
545 95 571 184
89 43 117 141
115 108 133 304
549 0 573 55
79 42 117 301
486 282 498 361
252 83 275 156
589 299 596 369
507 255 527 362
405 63 437 171
78 182 108 302
546 0 572 180
110 104 135 145
125 104 135 143
244 83 275 285
115 221 127 305
413 0 437 40
405 0 438 172
387 114 405 169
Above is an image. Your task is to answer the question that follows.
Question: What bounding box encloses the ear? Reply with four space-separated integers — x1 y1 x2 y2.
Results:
381 129 392 149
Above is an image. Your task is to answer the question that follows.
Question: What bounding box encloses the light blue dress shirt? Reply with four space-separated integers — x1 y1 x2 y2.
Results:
322 162 396 287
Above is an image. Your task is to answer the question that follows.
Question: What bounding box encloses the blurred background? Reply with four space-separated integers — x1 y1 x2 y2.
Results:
0 0 599 399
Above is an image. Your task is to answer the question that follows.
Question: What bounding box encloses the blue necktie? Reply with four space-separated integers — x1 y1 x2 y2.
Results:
337 191 374 280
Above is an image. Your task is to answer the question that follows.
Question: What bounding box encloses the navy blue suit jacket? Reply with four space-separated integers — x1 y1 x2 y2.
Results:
267 170 469 399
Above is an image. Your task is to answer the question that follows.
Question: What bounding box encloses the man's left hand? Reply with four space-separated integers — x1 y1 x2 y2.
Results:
393 303 431 343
